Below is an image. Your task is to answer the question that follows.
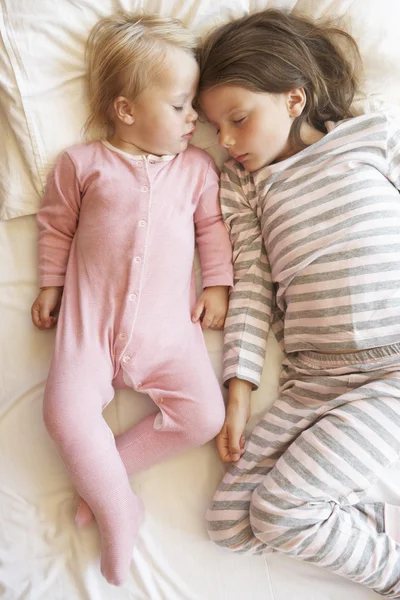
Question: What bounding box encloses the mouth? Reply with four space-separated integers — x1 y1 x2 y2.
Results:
231 153 248 162
182 129 195 140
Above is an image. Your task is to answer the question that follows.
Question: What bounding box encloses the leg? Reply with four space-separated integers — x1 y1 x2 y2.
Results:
75 343 225 526
44 351 144 585
206 362 352 552
250 371 400 598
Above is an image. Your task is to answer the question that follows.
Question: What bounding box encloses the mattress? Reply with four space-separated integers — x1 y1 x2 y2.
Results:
1 0 400 598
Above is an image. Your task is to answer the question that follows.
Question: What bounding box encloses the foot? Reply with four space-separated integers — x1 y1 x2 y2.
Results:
99 496 145 586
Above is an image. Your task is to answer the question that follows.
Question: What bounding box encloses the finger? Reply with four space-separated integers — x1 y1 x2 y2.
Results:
31 303 43 328
191 299 205 323
40 300 54 328
213 318 224 330
227 425 242 462
216 428 231 463
201 310 214 330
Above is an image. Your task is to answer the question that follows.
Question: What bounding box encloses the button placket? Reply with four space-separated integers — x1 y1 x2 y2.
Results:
119 167 152 371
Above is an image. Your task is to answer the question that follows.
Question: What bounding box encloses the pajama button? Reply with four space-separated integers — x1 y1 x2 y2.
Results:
141 186 149 192
129 294 137 301
137 161 143 167
119 332 126 340
123 355 131 363
137 382 142 388
139 220 146 227
134 256 142 263
158 397 164 404
150 160 155 164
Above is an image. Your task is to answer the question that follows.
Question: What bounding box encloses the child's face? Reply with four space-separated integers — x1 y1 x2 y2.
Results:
124 48 199 156
199 85 297 171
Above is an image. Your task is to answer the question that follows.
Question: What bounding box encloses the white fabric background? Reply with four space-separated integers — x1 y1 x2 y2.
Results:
1 1 400 598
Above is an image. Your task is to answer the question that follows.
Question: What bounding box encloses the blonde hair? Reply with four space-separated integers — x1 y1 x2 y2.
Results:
197 9 363 147
85 11 198 136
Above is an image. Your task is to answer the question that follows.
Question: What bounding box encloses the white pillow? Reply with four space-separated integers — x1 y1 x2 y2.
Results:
1 0 399 219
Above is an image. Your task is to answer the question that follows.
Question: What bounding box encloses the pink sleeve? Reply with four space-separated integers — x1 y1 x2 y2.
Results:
37 151 81 288
194 159 234 288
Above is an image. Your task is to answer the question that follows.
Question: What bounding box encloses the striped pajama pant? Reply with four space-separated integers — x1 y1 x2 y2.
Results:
207 344 400 598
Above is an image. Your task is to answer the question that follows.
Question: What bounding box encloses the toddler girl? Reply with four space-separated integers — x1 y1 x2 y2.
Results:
198 9 400 598
31 12 233 586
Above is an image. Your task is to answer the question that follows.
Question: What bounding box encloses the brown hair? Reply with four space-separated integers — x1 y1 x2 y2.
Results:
85 11 198 137
197 9 363 146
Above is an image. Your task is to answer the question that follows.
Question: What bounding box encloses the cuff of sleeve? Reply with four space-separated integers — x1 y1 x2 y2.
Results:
39 275 65 288
202 273 234 289
222 371 260 391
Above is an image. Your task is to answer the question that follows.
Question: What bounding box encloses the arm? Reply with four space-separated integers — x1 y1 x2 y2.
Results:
31 151 81 329
193 158 233 288
37 151 81 288
217 162 274 461
221 163 273 389
192 158 234 329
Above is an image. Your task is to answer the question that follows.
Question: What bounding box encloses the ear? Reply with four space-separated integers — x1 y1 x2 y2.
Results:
113 96 135 125
286 88 306 118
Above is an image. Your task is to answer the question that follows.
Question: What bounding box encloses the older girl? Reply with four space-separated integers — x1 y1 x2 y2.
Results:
198 9 400 598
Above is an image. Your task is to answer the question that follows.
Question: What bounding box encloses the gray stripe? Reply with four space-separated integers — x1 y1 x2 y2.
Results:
284 313 400 337
306 516 342 563
268 526 319 552
288 259 400 287
347 536 376 578
264 183 386 244
212 500 251 511
272 212 400 274
339 404 399 450
285 333 400 353
224 322 270 339
286 276 400 304
271 457 339 503
223 356 263 376
250 502 319 529
326 416 388 467
309 424 374 477
229 273 273 290
323 529 359 571
228 306 270 322
284 239 400 274
295 434 361 488
285 297 400 321
281 449 346 502
224 338 267 359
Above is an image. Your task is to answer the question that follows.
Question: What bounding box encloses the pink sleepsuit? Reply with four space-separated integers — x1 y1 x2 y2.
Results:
37 140 233 583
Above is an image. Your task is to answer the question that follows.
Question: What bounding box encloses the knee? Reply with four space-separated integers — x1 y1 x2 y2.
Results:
43 388 81 447
185 400 225 446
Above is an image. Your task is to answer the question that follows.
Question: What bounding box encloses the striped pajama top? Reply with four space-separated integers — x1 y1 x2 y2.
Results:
221 109 400 388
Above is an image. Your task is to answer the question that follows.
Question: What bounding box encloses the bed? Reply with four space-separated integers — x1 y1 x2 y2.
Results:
1 0 400 598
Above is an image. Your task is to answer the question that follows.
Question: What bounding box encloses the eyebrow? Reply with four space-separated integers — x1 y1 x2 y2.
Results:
207 107 245 123
225 106 246 117
171 92 191 101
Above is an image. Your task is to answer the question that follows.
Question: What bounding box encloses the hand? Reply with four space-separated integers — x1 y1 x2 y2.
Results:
191 285 229 330
217 378 253 462
31 286 63 329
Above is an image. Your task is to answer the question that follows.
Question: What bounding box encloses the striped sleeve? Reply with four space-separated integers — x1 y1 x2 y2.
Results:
221 163 274 389
386 108 400 190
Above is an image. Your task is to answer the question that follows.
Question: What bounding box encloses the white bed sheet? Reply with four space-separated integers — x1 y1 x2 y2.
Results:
1 1 400 599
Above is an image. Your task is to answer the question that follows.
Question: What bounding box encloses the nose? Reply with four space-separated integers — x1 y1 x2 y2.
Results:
187 106 198 123
220 130 235 149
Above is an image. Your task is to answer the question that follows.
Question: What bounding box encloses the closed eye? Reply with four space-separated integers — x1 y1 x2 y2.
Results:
173 106 184 111
233 117 246 126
